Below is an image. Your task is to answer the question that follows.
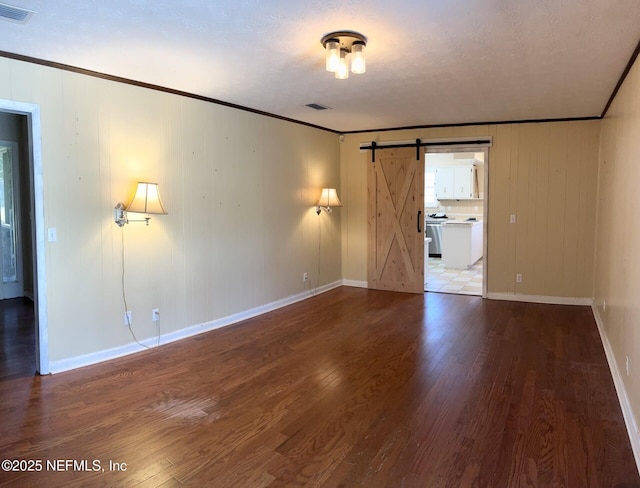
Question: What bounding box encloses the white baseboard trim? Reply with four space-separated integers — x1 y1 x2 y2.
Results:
342 279 368 288
49 280 343 374
592 305 640 475
486 292 593 306
48 339 158 374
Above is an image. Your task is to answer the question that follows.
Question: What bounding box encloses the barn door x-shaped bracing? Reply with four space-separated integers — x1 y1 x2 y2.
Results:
367 147 424 294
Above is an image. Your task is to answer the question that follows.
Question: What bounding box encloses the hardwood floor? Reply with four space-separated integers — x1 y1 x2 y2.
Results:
0 288 638 487
0 298 36 380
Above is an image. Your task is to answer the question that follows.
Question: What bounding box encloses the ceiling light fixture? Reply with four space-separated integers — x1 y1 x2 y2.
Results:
321 31 367 80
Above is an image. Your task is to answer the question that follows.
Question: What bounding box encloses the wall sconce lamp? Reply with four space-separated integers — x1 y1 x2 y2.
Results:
321 30 367 79
316 188 342 215
114 182 168 227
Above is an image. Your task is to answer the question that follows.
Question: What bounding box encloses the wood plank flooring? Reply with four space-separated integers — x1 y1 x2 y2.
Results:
0 298 36 380
0 288 638 487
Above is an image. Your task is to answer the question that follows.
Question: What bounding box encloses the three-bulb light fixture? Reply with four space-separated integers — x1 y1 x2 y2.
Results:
321 30 367 79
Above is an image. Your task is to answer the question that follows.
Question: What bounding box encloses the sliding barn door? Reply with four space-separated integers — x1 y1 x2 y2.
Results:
368 147 424 293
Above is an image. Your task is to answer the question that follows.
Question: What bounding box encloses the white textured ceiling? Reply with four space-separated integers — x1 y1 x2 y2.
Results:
0 0 639 132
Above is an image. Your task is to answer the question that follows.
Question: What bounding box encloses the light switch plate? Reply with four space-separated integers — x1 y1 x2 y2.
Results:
47 227 57 242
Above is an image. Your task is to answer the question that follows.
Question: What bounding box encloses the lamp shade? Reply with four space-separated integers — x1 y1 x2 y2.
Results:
317 188 342 208
126 182 167 215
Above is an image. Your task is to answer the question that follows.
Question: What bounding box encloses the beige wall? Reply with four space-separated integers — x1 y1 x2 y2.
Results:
341 120 600 298
595 54 640 434
0 57 341 364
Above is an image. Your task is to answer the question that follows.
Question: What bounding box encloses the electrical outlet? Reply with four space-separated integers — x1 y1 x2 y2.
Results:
510 214 517 224
626 356 630 377
152 308 160 322
303 272 308 282
516 274 523 283
124 311 132 326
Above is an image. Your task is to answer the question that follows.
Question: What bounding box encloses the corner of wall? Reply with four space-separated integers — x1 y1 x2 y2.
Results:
592 304 640 473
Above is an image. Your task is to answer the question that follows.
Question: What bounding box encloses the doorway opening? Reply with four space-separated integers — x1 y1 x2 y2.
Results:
424 149 488 297
0 100 46 375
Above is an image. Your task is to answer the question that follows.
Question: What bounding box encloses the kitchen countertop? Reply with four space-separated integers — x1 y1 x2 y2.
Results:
442 220 482 226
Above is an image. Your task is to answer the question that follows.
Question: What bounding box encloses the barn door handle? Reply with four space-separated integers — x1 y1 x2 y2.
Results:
417 210 422 233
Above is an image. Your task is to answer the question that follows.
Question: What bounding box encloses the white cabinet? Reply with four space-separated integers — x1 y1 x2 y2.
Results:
434 167 454 199
434 165 477 200
454 166 475 198
441 221 483 269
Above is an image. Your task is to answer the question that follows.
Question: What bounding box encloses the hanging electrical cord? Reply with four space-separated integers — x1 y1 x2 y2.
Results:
121 229 159 350
315 212 322 294
307 212 323 297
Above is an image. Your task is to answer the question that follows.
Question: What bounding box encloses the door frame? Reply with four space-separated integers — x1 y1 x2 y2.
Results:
361 137 491 297
425 145 489 298
0 99 48 374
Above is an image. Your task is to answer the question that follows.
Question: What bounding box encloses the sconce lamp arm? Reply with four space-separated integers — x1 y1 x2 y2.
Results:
114 202 151 226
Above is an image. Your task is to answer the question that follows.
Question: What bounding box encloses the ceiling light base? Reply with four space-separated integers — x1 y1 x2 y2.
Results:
321 31 367 52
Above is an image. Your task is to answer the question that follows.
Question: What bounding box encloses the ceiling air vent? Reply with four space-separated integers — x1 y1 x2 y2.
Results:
306 103 330 111
0 2 34 24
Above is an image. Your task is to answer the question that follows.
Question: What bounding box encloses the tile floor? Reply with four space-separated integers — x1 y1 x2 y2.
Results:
425 257 483 296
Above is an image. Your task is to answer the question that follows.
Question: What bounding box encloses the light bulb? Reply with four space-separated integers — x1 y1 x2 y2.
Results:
325 40 340 72
335 49 349 79
351 42 366 74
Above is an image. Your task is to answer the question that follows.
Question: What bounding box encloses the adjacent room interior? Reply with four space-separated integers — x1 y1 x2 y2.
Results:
424 151 486 296
0 1 639 486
